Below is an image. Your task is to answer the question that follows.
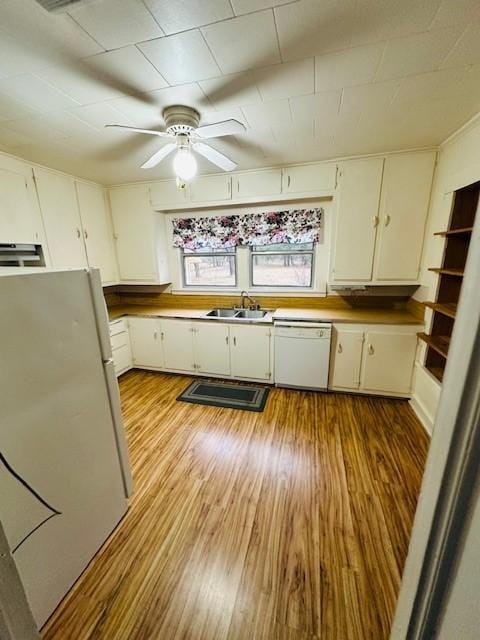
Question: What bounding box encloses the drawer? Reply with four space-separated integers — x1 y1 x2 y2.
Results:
110 318 127 337
111 331 129 351
113 343 132 376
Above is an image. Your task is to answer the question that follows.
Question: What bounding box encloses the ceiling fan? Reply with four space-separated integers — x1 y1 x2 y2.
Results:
106 105 246 181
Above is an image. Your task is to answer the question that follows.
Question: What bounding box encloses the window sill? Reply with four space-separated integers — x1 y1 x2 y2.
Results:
171 288 327 297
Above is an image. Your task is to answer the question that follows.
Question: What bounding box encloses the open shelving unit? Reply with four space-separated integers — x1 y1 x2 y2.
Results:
419 181 479 383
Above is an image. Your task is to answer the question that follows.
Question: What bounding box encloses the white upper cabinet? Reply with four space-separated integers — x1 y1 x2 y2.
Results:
373 151 436 281
0 168 40 244
109 185 169 284
33 168 88 269
189 174 232 203
235 169 282 199
230 324 272 381
331 157 384 281
283 163 337 194
149 180 188 209
75 182 118 285
193 322 230 376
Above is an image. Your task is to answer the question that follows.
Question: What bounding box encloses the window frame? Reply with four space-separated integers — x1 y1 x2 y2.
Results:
181 246 238 288
249 242 316 289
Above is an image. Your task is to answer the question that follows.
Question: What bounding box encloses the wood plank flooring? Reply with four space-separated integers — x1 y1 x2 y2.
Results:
41 371 429 640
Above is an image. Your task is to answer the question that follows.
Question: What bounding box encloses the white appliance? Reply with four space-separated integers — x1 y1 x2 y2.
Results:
274 321 332 390
0 268 132 629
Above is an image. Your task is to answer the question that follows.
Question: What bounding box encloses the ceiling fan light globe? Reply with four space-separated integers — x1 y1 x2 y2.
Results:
173 149 197 181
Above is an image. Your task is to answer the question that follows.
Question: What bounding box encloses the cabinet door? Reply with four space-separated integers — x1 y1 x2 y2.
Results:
34 168 88 268
361 331 417 394
331 158 384 281
0 168 39 244
235 170 282 198
374 151 435 281
190 175 231 202
113 344 132 376
329 328 364 389
76 182 118 284
109 186 158 282
161 319 195 372
149 180 188 208
230 325 271 381
129 317 164 368
193 322 230 376
283 163 336 194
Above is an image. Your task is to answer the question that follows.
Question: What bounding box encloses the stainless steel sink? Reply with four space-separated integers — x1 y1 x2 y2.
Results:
205 308 238 318
234 309 268 319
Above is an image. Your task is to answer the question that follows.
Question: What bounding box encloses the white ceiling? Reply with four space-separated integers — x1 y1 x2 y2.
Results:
0 0 479 184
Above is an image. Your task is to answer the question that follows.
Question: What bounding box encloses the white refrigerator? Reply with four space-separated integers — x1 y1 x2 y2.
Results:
0 268 132 629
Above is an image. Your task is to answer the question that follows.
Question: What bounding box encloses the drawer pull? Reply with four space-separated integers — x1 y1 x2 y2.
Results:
338 343 342 354
233 336 236 346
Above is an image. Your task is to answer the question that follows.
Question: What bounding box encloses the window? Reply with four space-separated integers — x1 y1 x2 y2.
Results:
182 247 237 287
250 242 314 288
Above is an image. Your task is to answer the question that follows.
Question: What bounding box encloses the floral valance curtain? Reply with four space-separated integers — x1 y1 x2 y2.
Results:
172 208 323 250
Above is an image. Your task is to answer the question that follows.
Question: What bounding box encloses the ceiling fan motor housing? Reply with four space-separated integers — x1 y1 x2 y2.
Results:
163 105 200 136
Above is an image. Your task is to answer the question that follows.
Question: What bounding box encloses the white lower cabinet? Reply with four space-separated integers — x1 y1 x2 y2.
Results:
109 319 133 376
193 322 230 376
329 324 420 396
129 317 164 369
230 324 272 381
329 328 364 390
161 319 195 372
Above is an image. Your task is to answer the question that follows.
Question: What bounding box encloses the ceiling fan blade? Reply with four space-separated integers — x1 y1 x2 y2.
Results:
192 142 237 171
195 119 246 139
105 124 173 138
141 143 177 170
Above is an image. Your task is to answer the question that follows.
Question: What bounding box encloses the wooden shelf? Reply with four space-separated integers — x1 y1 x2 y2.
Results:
429 267 464 277
434 227 473 237
424 301 457 319
427 365 445 383
418 333 451 358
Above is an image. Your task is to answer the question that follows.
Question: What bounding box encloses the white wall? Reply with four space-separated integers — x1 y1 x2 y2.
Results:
410 114 480 433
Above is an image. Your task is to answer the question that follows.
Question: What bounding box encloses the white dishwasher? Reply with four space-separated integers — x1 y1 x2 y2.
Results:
274 321 332 390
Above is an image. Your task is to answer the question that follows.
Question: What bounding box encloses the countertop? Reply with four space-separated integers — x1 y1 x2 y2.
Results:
108 304 422 326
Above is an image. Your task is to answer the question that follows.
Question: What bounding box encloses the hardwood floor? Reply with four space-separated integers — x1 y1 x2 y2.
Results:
42 370 429 640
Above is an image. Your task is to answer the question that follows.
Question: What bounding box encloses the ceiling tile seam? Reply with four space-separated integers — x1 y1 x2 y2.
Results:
133 43 171 87
438 23 470 69
28 70 83 106
65 12 107 53
426 0 446 31
197 29 223 79
195 82 215 112
371 41 388 84
139 0 166 35
271 8 284 64
227 0 235 18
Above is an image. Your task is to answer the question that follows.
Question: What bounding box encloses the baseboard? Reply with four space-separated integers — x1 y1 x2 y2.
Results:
409 395 434 436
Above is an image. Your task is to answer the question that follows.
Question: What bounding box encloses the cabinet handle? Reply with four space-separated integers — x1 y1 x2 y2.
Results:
368 344 374 355
161 332 164 341
338 343 342 354
233 336 236 346
372 216 379 227
76 227 81 239
237 179 240 193
384 214 391 227
154 330 158 340
228 180 231 196
225 336 229 345
84 229 88 239
287 174 291 188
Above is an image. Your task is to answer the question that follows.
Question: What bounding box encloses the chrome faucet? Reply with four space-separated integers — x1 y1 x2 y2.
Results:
239 290 260 310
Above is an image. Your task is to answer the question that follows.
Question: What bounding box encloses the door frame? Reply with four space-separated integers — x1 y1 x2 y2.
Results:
390 198 480 638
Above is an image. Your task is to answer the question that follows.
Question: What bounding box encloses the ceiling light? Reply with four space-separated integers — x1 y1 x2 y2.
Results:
173 148 197 181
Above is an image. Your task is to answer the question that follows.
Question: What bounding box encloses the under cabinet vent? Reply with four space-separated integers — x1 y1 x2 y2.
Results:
0 244 45 267
34 0 83 12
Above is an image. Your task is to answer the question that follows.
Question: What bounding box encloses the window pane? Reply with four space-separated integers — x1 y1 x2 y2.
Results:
184 255 236 286
252 254 313 287
252 242 313 252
